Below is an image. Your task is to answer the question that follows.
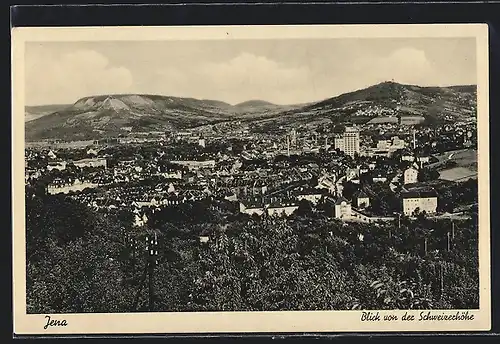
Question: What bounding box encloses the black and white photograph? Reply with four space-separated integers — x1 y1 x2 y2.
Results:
12 24 490 334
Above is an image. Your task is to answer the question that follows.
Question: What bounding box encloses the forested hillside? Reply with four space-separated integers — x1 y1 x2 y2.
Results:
26 186 479 313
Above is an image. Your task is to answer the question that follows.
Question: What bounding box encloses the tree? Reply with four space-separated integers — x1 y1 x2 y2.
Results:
418 168 440 182
26 182 479 312
295 199 313 217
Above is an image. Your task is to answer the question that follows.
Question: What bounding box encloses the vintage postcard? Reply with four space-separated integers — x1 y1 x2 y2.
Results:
12 24 490 335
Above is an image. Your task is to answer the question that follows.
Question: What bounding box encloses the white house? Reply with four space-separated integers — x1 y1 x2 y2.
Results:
353 190 370 209
239 201 264 216
297 193 323 205
47 150 57 159
267 204 299 217
161 170 182 179
334 197 352 220
167 183 176 194
133 213 148 227
47 161 67 171
403 167 419 184
346 168 360 181
46 179 98 194
373 174 388 183
401 188 438 216
402 155 430 164
73 157 107 169
316 175 336 194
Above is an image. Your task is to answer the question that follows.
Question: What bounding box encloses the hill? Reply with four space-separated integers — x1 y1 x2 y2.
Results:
247 81 477 130
234 100 276 109
25 94 239 141
25 82 477 141
231 99 308 120
25 95 305 140
25 104 72 122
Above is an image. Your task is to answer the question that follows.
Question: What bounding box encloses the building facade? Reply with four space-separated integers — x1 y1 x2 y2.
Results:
343 127 360 157
170 160 216 170
334 136 345 152
403 167 419 184
334 197 352 219
46 180 98 195
353 190 370 209
47 161 67 171
401 189 438 216
73 157 107 169
334 127 360 157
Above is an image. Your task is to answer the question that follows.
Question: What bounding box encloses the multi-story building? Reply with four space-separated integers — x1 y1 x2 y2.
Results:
403 167 419 184
334 196 352 220
47 161 67 171
399 116 425 126
334 127 360 157
368 136 406 157
46 179 99 195
170 160 216 171
401 187 438 216
266 201 299 217
376 139 391 151
334 136 345 152
73 157 107 169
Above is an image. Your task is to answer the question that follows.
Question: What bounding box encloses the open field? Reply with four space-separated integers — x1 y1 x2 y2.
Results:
439 167 478 182
429 148 477 170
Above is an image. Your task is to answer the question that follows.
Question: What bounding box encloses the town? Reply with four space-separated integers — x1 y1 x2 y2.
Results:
25 115 478 230
21 32 483 316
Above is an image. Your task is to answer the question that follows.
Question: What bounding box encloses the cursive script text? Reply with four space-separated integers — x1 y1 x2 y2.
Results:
44 315 68 330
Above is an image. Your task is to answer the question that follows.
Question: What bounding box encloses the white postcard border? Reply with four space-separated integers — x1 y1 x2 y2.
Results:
12 24 491 335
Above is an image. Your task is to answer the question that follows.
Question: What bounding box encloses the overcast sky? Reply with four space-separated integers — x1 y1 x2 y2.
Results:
25 37 477 106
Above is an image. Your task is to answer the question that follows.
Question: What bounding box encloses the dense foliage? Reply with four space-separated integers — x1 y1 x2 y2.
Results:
26 189 479 313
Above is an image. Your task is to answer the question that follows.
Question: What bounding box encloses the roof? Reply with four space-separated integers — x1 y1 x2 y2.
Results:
267 200 298 209
240 198 264 208
294 186 327 196
335 196 350 205
401 187 438 199
353 190 369 199
73 157 106 163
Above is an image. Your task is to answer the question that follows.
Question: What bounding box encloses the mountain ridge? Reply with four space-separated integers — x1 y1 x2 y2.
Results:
25 81 477 141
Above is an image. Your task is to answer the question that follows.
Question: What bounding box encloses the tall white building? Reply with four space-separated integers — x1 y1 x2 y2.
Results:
334 136 344 151
334 127 360 157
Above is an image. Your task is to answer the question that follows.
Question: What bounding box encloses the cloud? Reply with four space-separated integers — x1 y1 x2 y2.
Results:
25 48 133 105
195 53 313 104
352 47 436 87
25 41 476 106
